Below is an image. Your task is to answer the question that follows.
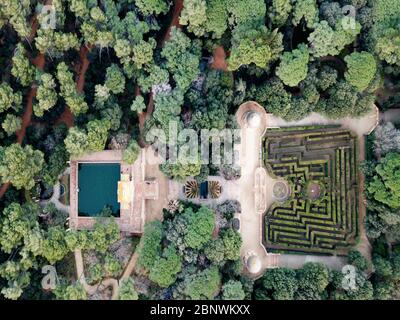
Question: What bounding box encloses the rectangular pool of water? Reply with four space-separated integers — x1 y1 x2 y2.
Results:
78 163 120 217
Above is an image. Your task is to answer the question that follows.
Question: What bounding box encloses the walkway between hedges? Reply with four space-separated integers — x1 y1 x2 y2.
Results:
235 102 379 276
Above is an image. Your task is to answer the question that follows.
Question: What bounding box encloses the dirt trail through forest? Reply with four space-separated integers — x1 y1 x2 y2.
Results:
211 46 228 71
57 45 92 128
0 4 49 199
161 0 183 45
138 0 184 141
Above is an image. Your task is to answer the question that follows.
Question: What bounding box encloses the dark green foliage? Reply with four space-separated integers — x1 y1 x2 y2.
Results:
367 153 400 209
149 245 182 287
262 268 298 300
348 250 369 271
264 128 358 254
180 265 221 300
136 220 163 273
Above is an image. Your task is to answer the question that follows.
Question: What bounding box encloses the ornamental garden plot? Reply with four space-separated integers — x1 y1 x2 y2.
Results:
263 127 359 255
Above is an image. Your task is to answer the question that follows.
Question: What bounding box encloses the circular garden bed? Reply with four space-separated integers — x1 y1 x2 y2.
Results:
272 180 290 201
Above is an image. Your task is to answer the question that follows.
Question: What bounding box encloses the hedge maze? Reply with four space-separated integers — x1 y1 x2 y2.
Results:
263 128 359 255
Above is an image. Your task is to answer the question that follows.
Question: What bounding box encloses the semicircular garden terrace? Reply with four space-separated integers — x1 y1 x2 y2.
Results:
262 126 360 255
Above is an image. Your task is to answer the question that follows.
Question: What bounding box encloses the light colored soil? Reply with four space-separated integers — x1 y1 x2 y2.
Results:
354 135 372 267
56 107 74 128
76 45 91 93
235 102 279 276
74 249 120 300
143 148 169 222
0 183 10 199
75 243 140 299
211 46 228 71
278 255 346 271
267 105 379 137
381 108 400 123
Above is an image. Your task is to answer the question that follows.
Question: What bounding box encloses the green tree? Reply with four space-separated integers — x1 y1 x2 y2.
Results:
149 245 182 287
183 206 215 249
35 29 80 56
56 62 88 115
296 262 329 298
131 96 146 113
329 270 373 300
134 0 169 16
252 79 292 119
0 1 31 38
276 44 310 87
368 153 400 209
86 119 111 152
205 0 228 38
34 73 58 117
228 26 283 70
0 83 22 113
2 114 22 136
348 250 369 271
344 52 377 92
204 228 241 264
182 266 221 300
118 278 139 300
123 140 141 165
104 254 122 277
132 39 156 69
101 103 123 131
87 264 103 284
372 22 400 66
41 226 69 264
308 20 361 58
269 0 292 27
226 0 266 26
204 238 226 264
54 282 87 300
373 255 393 278
221 229 242 260
222 280 245 300
11 43 35 87
322 81 373 119
292 0 318 28
152 88 184 131
0 202 41 254
0 267 30 300
0 144 44 190
64 127 89 157
180 0 207 36
262 268 298 300
161 28 201 91
160 160 202 182
104 64 126 94
369 0 400 66
136 220 163 273
88 218 120 253
137 64 169 93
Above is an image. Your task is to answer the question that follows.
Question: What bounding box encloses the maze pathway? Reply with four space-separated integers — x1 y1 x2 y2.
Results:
263 128 359 254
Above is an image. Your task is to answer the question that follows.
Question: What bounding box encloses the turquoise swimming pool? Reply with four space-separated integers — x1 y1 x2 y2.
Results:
77 163 120 217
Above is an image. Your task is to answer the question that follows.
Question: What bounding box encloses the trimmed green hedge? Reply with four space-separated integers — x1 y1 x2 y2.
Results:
263 128 359 255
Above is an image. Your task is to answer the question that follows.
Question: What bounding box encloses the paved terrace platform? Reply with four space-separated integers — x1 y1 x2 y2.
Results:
69 150 157 234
